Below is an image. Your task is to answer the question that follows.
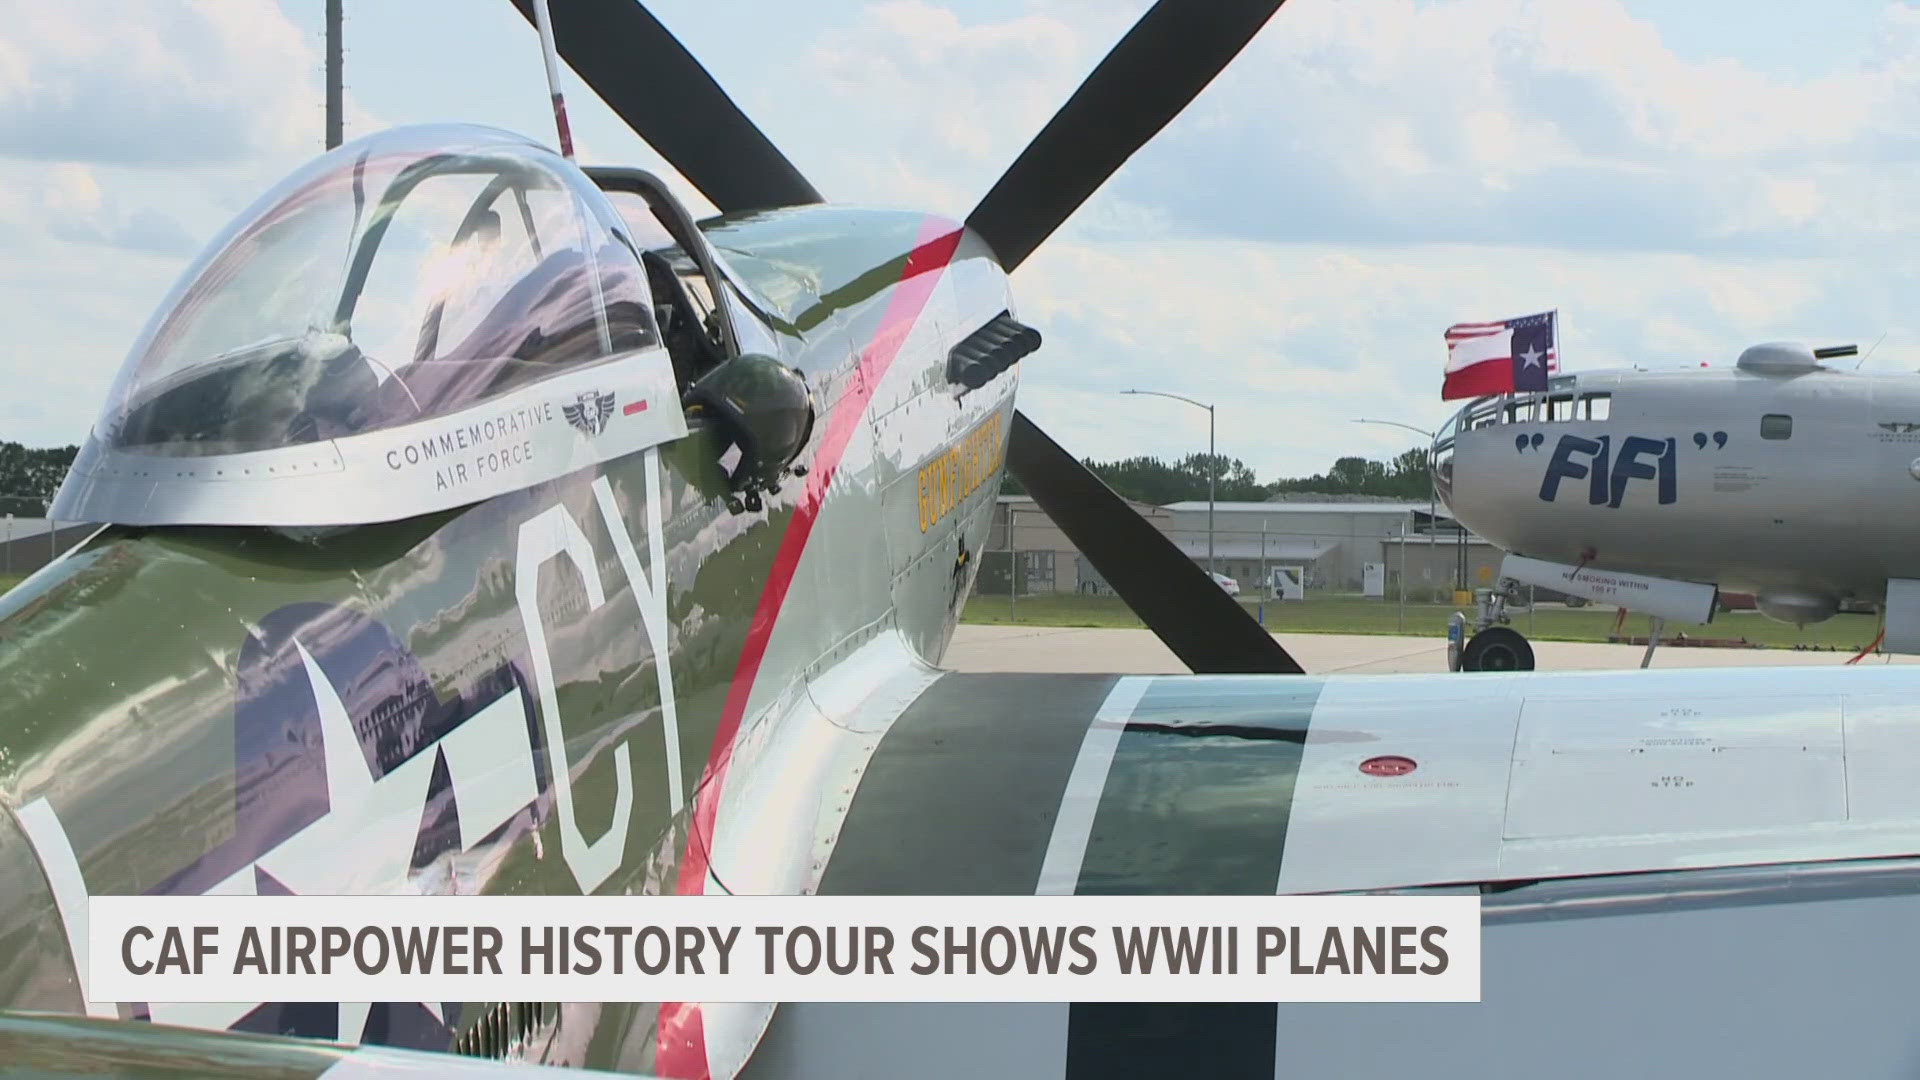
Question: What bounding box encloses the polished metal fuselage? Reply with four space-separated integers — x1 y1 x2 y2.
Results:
0 204 1015 1072
1439 366 1920 601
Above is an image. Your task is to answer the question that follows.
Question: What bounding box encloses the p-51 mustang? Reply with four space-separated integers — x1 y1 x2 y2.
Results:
10 3 1920 1079
1436 339 1920 669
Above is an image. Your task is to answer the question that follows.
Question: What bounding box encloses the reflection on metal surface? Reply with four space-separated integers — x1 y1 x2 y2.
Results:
0 185 1018 1073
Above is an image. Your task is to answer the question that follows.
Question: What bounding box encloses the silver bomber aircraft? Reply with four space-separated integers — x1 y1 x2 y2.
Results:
1435 340 1920 669
12 3 1920 1080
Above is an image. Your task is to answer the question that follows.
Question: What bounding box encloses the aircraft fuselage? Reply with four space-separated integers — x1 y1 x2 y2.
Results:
0 202 1016 1071
1438 364 1920 609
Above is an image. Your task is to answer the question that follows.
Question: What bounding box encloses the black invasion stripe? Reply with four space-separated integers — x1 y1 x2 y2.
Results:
1066 677 1323 1080
747 674 1121 1080
816 672 1120 894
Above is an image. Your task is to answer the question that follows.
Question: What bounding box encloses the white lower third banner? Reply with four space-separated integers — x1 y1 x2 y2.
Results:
89 895 1479 1004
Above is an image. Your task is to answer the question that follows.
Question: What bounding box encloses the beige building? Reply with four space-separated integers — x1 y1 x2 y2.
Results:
1379 532 1504 602
1161 500 1429 592
984 495 1176 594
0 517 93 578
983 494 1505 599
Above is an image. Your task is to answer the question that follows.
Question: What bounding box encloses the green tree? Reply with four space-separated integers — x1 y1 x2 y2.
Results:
993 443 1432 504
1385 446 1434 500
0 442 77 515
1081 456 1191 505
1270 444 1431 499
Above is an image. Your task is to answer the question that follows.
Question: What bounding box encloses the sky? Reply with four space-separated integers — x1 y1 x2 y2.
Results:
2 0 1918 479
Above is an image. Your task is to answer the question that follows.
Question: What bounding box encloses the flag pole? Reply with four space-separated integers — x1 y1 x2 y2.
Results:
530 0 575 160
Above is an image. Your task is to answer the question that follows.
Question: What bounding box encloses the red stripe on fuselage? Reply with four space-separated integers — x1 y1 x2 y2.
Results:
655 217 965 1079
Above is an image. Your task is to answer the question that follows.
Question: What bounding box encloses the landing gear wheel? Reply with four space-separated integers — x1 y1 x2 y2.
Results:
1462 626 1535 672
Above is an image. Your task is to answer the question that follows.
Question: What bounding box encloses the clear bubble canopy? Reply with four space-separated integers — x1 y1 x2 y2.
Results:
53 124 687 527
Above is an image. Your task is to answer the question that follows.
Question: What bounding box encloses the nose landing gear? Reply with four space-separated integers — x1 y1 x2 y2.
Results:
1462 625 1534 671
1450 581 1537 672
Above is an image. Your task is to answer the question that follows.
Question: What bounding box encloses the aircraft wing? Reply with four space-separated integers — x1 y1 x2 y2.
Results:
817 667 1920 896
0 1011 645 1078
733 666 1920 1078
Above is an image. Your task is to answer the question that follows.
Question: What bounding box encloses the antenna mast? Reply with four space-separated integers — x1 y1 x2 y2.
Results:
530 0 575 159
324 0 343 149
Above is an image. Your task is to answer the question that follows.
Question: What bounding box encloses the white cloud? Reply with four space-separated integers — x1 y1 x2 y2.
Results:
1013 236 1886 478
735 0 1920 480
4 0 1919 490
0 0 382 447
777 0 1109 214
1059 0 1920 255
748 0 1920 257
0 0 326 166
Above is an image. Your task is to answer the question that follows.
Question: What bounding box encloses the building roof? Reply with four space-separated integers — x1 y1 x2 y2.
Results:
999 493 1168 515
1160 501 1428 514
0 517 58 538
1173 537 1337 561
1382 533 1498 547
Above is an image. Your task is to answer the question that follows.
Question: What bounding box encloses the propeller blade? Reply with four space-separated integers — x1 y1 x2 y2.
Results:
966 0 1286 272
507 0 822 212
1006 410 1304 674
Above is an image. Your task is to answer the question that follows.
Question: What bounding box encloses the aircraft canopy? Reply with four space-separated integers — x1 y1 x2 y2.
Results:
53 124 687 527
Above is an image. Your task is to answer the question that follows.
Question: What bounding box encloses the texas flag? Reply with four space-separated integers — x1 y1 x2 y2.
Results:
1442 310 1558 400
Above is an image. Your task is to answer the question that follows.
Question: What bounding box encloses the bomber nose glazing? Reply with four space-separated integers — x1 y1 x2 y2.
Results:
1431 404 1469 514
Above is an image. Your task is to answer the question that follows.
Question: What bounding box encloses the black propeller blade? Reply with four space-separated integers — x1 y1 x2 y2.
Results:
510 0 1301 674
507 0 821 212
982 0 1300 674
1007 412 1303 674
965 0 1287 272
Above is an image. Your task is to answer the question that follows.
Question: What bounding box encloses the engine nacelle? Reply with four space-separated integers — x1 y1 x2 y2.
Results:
1754 590 1838 627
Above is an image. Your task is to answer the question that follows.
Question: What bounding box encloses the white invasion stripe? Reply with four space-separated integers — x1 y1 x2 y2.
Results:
147 865 258 1037
591 458 684 814
1035 677 1151 895
14 797 116 1017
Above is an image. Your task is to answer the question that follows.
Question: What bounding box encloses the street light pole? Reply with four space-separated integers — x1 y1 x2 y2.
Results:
1125 389 1217 576
1351 417 1438 598
325 0 344 150
1206 404 1216 576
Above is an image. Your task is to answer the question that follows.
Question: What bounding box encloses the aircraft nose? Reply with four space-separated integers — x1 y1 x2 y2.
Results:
1431 408 1464 514
0 799 87 1016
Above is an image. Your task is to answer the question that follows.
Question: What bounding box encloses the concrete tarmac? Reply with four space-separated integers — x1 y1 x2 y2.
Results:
945 625 1914 675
